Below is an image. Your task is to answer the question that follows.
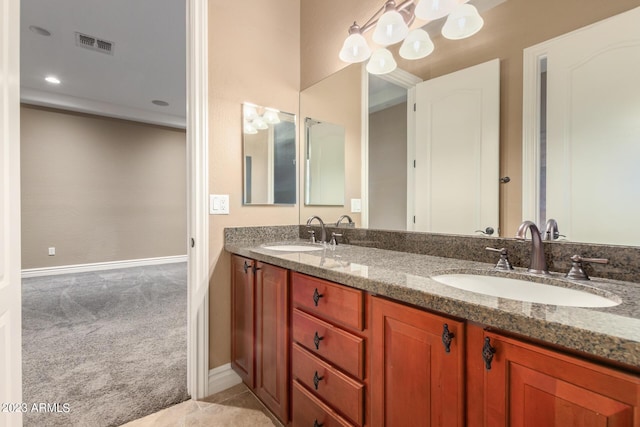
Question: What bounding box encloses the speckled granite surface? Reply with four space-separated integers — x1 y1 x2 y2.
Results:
301 226 640 283
225 226 640 370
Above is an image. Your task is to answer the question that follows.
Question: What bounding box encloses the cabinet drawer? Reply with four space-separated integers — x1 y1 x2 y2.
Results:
292 380 354 427
292 309 365 379
292 272 364 330
292 344 364 425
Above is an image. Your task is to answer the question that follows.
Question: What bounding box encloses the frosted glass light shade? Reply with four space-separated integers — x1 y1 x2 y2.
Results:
366 48 397 75
263 109 281 124
339 32 372 63
243 104 258 121
442 4 484 39
252 116 268 130
414 0 457 21
399 29 434 59
243 121 257 134
372 9 409 46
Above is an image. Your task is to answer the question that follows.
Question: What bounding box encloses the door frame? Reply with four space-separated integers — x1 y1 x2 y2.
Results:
186 0 210 399
1 0 23 424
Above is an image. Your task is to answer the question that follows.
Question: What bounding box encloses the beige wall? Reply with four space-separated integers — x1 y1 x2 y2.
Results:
20 105 187 269
369 103 407 231
299 63 361 226
300 0 640 236
208 0 300 369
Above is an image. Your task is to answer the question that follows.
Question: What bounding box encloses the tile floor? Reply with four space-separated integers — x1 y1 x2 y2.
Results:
121 383 283 426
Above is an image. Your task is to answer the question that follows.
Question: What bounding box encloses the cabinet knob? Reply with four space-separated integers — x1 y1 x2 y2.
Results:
312 288 324 306
442 323 455 353
482 337 497 371
242 261 251 274
313 371 324 390
314 420 324 427
313 331 324 350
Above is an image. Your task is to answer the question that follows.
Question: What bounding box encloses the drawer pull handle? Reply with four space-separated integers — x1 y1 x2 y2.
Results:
243 261 251 274
314 420 324 427
313 371 324 390
313 331 324 350
482 337 496 371
442 323 455 353
312 288 324 306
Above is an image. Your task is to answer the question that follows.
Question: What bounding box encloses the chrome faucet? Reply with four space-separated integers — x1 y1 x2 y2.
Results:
515 220 549 275
306 215 327 243
543 218 560 241
336 215 354 227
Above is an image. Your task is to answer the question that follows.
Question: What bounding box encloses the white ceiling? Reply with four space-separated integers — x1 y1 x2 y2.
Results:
20 0 186 128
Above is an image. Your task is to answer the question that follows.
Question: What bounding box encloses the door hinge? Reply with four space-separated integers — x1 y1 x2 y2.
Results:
413 160 416 168
413 216 416 223
413 103 416 112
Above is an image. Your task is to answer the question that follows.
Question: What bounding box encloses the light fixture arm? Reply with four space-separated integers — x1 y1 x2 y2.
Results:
357 0 415 34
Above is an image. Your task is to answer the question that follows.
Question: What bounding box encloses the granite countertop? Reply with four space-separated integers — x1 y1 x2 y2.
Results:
225 239 640 370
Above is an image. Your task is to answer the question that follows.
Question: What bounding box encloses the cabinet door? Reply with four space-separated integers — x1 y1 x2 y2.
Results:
255 262 289 423
230 255 255 388
482 331 640 427
370 296 465 427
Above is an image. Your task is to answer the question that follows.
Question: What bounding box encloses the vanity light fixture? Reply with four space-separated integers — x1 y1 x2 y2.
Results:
339 0 484 74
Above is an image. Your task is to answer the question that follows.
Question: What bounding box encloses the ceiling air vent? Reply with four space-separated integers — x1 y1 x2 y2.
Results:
75 32 114 55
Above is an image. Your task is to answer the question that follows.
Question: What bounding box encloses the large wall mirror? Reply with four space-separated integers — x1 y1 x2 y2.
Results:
242 103 296 205
299 1 640 249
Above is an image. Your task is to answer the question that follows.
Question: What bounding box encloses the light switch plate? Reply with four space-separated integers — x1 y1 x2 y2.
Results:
210 194 229 215
351 198 362 213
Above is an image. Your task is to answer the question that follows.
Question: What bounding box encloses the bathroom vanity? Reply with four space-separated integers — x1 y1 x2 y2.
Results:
227 229 640 426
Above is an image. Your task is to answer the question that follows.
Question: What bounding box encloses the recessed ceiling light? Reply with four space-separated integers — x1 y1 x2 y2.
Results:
29 25 51 36
152 100 169 107
45 76 61 84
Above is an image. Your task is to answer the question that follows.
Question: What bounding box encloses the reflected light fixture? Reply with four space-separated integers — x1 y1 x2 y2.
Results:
242 103 282 134
339 0 484 74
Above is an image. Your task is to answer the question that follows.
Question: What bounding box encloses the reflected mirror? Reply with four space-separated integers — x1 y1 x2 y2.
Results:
242 103 296 205
304 118 345 206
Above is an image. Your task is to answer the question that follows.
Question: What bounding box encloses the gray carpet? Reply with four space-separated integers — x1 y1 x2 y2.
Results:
22 262 190 427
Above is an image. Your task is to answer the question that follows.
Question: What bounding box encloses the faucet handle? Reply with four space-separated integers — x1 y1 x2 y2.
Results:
485 247 514 271
566 255 609 280
330 232 343 246
308 229 316 244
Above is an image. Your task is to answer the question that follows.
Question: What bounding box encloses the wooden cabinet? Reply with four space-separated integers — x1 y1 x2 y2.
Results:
231 254 640 427
230 255 289 423
469 325 640 427
255 261 289 422
291 272 367 427
231 255 255 387
370 296 465 427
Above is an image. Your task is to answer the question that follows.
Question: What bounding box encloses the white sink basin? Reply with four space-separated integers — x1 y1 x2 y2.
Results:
262 244 324 252
431 274 620 308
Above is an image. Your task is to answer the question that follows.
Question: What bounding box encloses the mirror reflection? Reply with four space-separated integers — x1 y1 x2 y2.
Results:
523 7 640 246
242 103 296 205
304 118 345 206
299 3 640 247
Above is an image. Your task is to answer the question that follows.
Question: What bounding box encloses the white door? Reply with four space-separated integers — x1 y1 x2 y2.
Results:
0 0 23 425
544 8 640 245
412 59 500 235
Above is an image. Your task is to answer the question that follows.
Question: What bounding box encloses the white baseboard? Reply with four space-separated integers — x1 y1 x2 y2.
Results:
208 363 242 396
21 255 188 278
